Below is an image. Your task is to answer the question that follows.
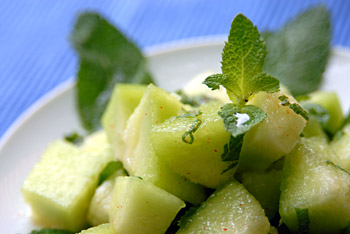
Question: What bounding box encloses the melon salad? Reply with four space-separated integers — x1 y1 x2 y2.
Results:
21 11 349 234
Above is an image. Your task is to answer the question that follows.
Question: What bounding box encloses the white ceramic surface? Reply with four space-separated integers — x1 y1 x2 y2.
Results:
0 39 349 233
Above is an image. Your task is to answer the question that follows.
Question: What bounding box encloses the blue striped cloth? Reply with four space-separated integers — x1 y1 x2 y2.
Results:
0 0 349 138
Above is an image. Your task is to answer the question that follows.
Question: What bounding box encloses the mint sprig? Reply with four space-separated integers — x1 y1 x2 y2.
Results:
204 14 280 106
203 14 280 165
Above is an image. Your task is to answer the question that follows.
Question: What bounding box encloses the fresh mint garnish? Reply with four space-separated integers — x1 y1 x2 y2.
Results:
203 14 279 168
64 132 84 145
279 95 309 120
176 90 213 107
31 229 74 234
98 161 123 185
177 111 202 118
204 14 280 106
295 208 310 233
263 6 331 96
71 12 153 132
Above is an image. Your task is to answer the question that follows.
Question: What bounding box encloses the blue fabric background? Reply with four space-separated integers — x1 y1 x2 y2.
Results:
0 0 349 137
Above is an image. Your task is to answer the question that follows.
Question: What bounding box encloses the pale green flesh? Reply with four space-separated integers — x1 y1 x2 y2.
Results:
241 169 282 220
302 117 327 139
87 167 127 226
331 124 350 171
22 132 114 231
238 91 307 172
309 91 344 135
177 179 270 234
151 101 235 189
280 137 350 234
102 84 147 161
78 223 115 234
122 84 206 204
110 176 185 234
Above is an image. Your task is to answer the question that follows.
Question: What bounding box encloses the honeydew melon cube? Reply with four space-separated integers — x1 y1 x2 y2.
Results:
78 223 115 234
241 169 282 219
280 137 350 234
309 91 343 134
110 176 185 234
331 124 350 170
122 84 206 204
177 180 270 234
22 134 113 231
87 165 127 226
151 101 235 188
238 91 307 172
102 84 147 161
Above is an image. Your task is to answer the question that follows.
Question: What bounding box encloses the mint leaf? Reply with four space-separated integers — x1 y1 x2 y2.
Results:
98 161 123 185
295 208 309 233
204 14 279 104
71 12 153 131
221 134 243 174
176 90 213 107
31 229 74 234
221 135 244 162
263 6 331 96
64 132 84 145
218 103 267 137
279 95 309 120
177 111 202 118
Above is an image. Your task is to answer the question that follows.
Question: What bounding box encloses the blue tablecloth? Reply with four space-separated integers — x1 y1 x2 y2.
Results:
0 0 349 138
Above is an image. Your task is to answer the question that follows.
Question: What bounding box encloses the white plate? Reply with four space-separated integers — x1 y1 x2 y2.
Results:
0 38 350 233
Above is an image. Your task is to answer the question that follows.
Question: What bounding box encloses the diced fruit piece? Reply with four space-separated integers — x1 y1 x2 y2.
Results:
102 84 147 161
309 91 343 134
151 102 235 188
241 169 282 219
78 223 115 234
238 92 307 172
110 176 185 234
122 84 206 204
81 131 114 160
331 124 350 170
302 117 327 139
87 165 127 226
280 137 350 234
177 179 270 234
22 139 113 231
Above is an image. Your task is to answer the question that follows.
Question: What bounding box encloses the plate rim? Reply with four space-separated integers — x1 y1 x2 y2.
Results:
1 36 350 152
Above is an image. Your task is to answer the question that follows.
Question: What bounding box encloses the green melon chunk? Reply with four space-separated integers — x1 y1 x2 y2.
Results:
241 169 282 220
238 92 307 172
151 101 235 188
177 180 270 234
87 166 127 226
102 84 147 161
110 176 185 234
331 124 350 170
302 117 327 139
309 91 344 134
280 137 350 234
22 137 113 231
122 84 206 204
78 223 115 234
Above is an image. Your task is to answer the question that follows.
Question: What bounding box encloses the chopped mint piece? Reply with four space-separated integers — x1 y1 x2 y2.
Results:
218 103 266 137
279 95 309 120
221 135 244 162
295 208 309 233
176 90 213 107
31 229 74 234
177 111 202 118
98 161 123 185
71 12 153 131
204 14 279 105
182 119 202 144
64 132 84 145
263 6 331 96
